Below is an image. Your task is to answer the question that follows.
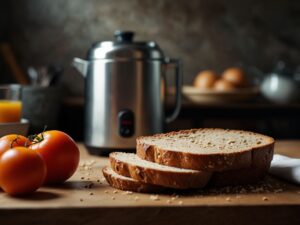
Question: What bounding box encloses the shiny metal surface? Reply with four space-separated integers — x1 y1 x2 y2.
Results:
73 31 182 152
72 58 88 77
87 31 163 60
164 58 183 123
84 59 164 149
88 41 163 60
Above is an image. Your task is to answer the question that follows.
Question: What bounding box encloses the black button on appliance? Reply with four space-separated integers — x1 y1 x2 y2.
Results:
118 110 135 137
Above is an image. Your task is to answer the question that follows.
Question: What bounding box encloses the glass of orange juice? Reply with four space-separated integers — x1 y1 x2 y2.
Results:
0 85 22 123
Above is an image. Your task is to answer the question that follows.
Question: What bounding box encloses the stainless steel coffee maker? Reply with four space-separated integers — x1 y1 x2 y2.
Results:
73 31 182 154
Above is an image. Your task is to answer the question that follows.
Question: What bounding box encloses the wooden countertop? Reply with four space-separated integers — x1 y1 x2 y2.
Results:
1 140 300 225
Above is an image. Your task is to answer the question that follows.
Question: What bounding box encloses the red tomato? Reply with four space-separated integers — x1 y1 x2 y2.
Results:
0 134 30 157
29 130 80 184
0 147 46 195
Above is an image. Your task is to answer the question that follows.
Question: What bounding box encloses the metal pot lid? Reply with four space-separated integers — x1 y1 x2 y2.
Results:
87 31 164 60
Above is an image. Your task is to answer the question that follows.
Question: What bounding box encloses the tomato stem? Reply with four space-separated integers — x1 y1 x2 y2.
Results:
28 134 43 145
27 125 48 145
10 135 20 148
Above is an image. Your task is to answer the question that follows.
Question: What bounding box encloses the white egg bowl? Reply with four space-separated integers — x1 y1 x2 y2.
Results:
0 118 30 137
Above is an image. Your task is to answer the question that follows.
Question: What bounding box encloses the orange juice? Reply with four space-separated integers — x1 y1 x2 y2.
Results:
0 100 22 123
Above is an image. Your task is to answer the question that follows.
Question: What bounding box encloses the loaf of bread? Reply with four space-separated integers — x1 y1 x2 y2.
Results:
103 128 275 192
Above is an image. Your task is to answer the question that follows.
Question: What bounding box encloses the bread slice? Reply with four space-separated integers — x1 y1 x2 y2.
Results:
109 152 212 189
209 166 269 187
209 143 273 186
102 166 164 193
136 128 274 172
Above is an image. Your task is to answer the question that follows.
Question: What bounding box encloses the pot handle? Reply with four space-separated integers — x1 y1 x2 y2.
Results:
164 58 183 123
72 58 89 78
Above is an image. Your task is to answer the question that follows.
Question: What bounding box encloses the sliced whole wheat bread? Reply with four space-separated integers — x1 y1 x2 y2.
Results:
109 152 212 189
102 166 164 193
136 128 274 172
209 143 273 186
209 165 269 187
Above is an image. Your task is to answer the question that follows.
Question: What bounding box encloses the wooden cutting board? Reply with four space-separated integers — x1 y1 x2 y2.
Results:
0 141 300 225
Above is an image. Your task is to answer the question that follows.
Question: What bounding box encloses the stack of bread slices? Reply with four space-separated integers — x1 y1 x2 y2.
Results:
103 128 275 192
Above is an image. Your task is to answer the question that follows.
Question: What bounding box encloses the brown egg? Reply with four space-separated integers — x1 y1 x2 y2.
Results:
213 79 236 91
194 70 218 89
222 67 247 87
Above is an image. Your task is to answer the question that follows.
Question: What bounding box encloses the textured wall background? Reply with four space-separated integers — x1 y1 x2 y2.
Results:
4 0 300 96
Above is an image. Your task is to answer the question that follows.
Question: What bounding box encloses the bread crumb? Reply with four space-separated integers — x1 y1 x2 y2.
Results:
166 200 172 204
134 196 139 201
87 160 95 166
235 195 241 199
84 166 89 170
150 195 160 201
274 189 283 193
178 201 183 205
124 191 133 195
113 190 119 194
171 195 179 200
226 197 231 202
104 190 109 193
111 197 116 200
262 196 268 201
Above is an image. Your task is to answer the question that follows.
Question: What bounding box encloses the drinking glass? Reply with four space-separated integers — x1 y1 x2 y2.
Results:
0 84 22 123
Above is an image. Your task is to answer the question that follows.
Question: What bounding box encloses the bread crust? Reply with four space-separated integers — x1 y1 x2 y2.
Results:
102 166 164 193
209 144 274 186
136 128 275 172
109 153 212 189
